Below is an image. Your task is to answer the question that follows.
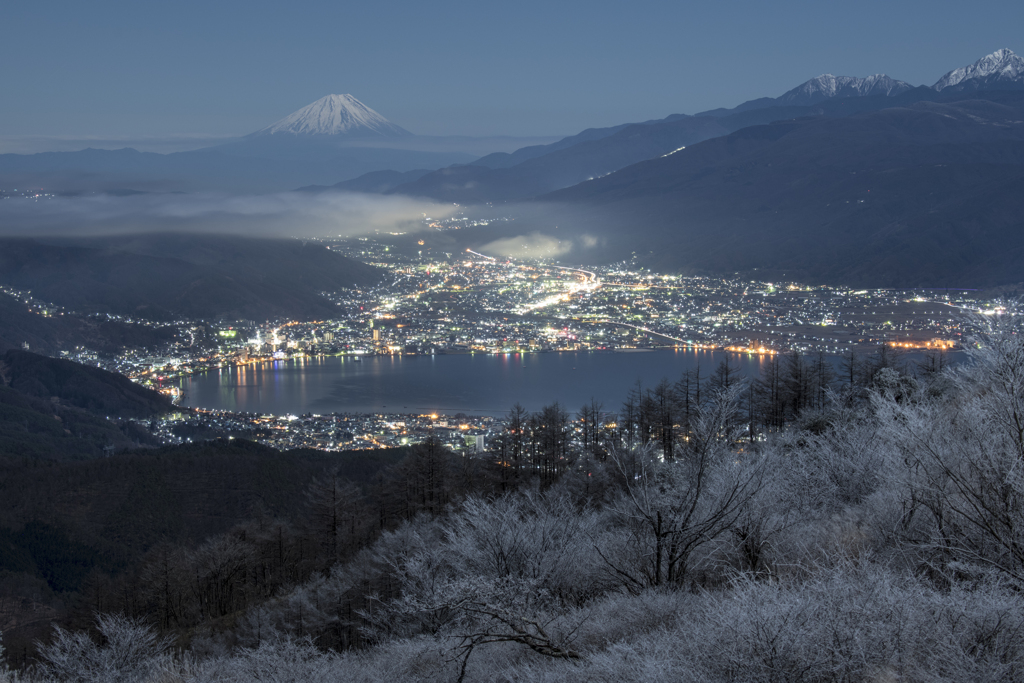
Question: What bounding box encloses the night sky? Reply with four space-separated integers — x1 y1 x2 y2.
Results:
2 0 1021 143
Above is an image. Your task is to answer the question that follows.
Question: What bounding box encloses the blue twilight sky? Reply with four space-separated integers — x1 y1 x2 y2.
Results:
1 0 1021 142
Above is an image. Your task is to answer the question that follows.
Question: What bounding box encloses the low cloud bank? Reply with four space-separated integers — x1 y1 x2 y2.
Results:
479 232 574 258
477 230 603 260
0 190 456 238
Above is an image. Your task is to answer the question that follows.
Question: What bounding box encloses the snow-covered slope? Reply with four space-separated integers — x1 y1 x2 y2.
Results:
776 73 913 106
250 94 411 138
933 49 1024 92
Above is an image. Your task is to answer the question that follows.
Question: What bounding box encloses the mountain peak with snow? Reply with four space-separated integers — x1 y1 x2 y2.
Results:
933 49 1024 92
776 73 913 106
250 94 412 138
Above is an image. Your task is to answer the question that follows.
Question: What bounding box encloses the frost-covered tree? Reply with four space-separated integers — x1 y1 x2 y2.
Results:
877 324 1024 584
35 615 171 683
599 387 766 590
360 493 608 679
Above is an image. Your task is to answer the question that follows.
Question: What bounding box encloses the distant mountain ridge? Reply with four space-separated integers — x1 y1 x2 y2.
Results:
775 73 913 105
375 49 1024 205
544 93 1024 288
296 168 433 194
695 73 913 117
933 48 1024 92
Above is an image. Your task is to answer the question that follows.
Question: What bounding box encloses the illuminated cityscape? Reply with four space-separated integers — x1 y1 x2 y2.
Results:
2 226 1009 452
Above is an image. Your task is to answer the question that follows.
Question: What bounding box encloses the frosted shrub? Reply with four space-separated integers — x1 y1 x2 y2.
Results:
876 351 1024 584
601 433 765 590
499 566 1024 683
358 492 615 679
439 493 609 604
35 615 171 683
192 639 345 683
566 590 695 653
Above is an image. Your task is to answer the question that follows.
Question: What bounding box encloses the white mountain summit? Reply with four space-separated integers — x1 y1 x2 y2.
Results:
776 73 913 106
251 94 412 138
933 48 1024 92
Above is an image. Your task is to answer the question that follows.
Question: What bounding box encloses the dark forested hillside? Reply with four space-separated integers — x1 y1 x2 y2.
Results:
0 440 395 561
0 234 383 322
546 94 1024 288
1 350 170 419
0 437 423 664
385 85 999 204
389 116 732 202
0 294 178 356
0 351 170 462
0 384 153 462
296 168 432 194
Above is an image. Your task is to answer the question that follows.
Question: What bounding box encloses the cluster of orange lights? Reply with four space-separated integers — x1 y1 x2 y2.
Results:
889 339 956 350
724 345 777 355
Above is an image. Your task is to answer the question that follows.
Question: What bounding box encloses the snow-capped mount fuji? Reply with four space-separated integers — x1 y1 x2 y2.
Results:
776 73 913 106
933 48 1024 92
250 94 412 138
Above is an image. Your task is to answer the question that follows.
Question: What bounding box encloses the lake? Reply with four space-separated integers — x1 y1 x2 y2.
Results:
178 349 777 417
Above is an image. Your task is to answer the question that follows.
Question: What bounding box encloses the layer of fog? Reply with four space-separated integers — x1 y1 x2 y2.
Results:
0 188 618 273
478 231 601 259
0 191 459 239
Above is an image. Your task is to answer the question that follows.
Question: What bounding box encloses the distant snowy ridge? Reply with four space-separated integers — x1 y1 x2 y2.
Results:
251 94 411 137
700 49 1022 118
933 48 1024 92
777 73 913 105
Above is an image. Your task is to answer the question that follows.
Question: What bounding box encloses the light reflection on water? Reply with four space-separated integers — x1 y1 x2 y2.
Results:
179 349 772 416
178 349 957 417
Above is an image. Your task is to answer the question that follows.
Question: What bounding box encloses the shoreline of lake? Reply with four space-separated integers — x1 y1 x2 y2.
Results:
178 347 957 418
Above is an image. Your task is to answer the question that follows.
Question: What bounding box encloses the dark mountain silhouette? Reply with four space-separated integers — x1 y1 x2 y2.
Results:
470 120 673 169
388 115 733 203
297 168 433 194
0 234 383 321
389 90 1017 205
382 91 957 204
1 349 170 419
0 294 177 356
0 350 169 461
387 51 1024 206
545 93 1024 287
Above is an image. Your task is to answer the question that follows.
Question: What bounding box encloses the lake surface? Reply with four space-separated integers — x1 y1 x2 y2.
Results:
178 349 777 417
